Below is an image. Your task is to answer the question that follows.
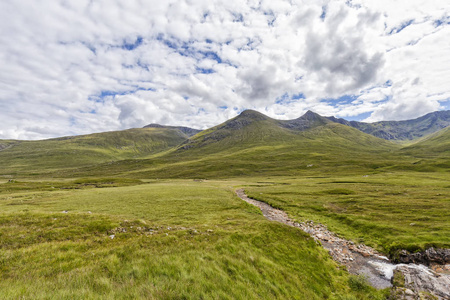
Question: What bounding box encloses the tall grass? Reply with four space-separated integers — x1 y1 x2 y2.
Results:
0 181 387 299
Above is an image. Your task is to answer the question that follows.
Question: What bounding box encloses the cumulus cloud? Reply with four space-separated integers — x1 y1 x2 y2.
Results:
300 3 385 97
0 0 449 139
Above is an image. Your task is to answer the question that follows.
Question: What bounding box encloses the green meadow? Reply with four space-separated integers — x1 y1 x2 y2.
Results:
245 172 450 256
0 179 388 299
0 111 449 299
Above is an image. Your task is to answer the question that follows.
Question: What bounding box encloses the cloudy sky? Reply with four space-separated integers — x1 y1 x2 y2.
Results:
1 0 449 139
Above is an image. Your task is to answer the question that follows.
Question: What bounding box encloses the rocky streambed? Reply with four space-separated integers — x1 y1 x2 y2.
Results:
236 189 450 299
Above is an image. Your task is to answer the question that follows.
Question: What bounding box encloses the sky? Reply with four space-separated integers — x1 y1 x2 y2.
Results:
0 0 449 140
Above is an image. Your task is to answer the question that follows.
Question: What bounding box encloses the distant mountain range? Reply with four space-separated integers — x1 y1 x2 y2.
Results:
1 109 449 177
145 109 450 142
326 110 450 141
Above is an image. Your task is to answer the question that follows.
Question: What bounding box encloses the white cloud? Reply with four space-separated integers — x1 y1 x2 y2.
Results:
0 0 449 139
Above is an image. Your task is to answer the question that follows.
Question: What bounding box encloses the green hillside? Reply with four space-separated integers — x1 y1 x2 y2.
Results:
179 110 395 153
79 110 402 179
2 110 449 179
0 127 189 176
402 126 450 154
391 127 450 171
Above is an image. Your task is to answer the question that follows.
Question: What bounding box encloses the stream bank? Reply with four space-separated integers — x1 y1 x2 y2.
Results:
236 189 450 299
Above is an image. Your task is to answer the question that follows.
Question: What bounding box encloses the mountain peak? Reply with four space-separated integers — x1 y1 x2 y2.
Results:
237 109 270 120
279 110 329 131
301 110 323 120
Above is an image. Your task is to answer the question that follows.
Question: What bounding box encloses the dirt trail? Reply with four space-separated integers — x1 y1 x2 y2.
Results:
236 188 450 299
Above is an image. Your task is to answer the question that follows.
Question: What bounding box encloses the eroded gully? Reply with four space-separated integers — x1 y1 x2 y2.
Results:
236 189 450 299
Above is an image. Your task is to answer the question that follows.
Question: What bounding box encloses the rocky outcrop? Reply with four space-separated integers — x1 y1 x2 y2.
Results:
393 248 450 265
391 265 450 299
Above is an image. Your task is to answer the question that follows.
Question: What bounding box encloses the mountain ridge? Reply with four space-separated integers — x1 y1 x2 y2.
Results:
1 109 449 178
325 110 450 141
145 109 450 142
143 124 201 137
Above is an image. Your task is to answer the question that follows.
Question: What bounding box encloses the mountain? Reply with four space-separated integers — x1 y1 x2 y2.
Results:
280 110 331 131
2 109 449 178
178 109 394 151
178 110 343 150
124 110 400 178
0 127 190 175
143 124 201 137
178 110 286 150
326 110 450 141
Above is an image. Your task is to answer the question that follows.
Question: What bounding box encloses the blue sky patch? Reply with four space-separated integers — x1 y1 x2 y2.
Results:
324 94 358 105
344 111 372 121
320 6 327 20
441 98 450 110
388 19 414 35
275 93 305 105
434 17 450 27
196 67 215 74
121 36 143 51
199 50 222 63
292 93 305 100
275 93 289 104
157 35 223 64
91 87 156 101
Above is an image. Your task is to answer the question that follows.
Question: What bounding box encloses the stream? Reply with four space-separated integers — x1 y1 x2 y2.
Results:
236 189 450 299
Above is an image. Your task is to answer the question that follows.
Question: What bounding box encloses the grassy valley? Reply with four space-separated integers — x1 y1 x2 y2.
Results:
0 110 448 299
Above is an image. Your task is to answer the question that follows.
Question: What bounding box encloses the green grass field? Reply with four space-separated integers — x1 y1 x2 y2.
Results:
244 172 450 256
0 180 388 299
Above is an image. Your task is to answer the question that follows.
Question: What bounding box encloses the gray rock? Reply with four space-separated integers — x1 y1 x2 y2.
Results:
395 264 450 299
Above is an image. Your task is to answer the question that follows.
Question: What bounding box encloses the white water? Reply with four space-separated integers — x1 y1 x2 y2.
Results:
368 260 397 279
369 260 437 280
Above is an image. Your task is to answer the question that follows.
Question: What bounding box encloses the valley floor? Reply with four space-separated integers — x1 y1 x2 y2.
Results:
0 172 448 299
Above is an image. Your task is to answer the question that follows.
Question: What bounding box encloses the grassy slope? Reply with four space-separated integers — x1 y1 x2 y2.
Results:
0 180 386 299
400 127 450 156
62 112 403 179
0 127 188 176
384 127 450 172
